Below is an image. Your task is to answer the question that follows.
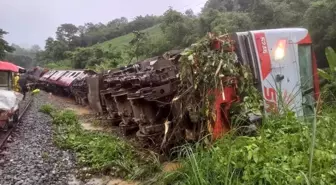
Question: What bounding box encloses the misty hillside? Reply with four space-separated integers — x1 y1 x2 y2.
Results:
92 25 162 51
3 0 335 70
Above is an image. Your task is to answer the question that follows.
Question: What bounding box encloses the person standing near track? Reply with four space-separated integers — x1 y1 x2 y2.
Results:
13 73 20 92
18 73 28 100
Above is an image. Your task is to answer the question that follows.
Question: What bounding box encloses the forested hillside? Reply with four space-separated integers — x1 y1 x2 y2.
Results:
2 0 336 70
1 1 336 184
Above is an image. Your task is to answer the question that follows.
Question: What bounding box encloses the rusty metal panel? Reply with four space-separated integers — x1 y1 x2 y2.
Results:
40 70 57 82
58 71 84 87
87 75 103 114
49 70 68 82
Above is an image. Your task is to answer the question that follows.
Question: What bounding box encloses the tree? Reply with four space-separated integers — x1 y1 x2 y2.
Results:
203 0 235 12
317 47 336 102
30 45 41 53
56 24 79 49
198 9 221 35
185 9 195 18
50 41 68 61
236 0 253 11
304 0 336 68
128 31 150 62
41 37 68 62
3 43 41 68
0 29 15 59
211 12 254 33
5 54 33 68
107 17 128 28
161 8 198 48
249 0 275 29
33 0 336 72
71 48 93 69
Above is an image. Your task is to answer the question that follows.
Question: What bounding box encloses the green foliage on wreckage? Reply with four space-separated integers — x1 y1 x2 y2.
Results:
172 33 262 140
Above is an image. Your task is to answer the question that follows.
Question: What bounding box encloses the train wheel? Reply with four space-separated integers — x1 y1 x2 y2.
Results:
2 121 9 131
13 111 19 124
7 117 14 129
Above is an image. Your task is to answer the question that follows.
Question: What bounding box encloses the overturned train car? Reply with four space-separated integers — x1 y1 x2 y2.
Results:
33 28 321 151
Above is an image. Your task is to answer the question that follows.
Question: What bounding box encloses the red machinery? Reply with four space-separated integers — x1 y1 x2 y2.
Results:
208 28 321 140
210 77 240 139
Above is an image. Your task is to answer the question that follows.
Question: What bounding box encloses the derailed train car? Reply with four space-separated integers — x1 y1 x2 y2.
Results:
71 70 96 106
89 52 181 147
32 53 197 149
34 28 321 151
38 69 86 96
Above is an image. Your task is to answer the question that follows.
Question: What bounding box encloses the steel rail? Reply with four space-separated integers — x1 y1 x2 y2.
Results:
0 97 33 149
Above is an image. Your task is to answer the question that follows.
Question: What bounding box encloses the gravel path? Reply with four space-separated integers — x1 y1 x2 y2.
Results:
0 93 76 185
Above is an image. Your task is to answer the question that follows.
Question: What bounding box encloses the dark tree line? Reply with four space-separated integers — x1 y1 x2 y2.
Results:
0 29 15 60
1 30 40 68
155 0 335 68
3 0 335 70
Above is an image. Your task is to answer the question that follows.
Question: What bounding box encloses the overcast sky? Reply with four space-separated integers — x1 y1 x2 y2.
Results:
0 0 207 48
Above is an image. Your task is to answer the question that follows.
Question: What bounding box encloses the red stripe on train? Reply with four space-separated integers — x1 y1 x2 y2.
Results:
254 33 272 80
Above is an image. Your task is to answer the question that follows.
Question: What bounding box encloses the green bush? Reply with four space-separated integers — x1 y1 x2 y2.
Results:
51 109 160 180
318 47 336 105
162 111 336 185
52 110 78 125
39 104 55 115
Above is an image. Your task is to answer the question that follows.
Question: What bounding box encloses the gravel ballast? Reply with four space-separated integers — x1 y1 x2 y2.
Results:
0 92 76 185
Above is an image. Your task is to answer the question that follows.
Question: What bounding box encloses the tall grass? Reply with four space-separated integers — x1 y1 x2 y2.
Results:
40 105 161 181
308 108 317 182
162 109 336 185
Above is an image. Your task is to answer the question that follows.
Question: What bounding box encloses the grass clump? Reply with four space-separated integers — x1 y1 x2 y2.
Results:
39 104 55 115
52 110 78 125
40 105 161 180
162 111 336 185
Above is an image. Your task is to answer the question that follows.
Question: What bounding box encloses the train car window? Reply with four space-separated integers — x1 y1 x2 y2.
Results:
74 72 81 77
63 71 70 77
56 72 65 80
45 71 52 76
0 71 9 89
298 44 314 116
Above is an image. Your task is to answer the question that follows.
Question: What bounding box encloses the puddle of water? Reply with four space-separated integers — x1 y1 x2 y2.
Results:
68 175 138 185
163 162 181 172
67 107 91 116
67 175 82 185
47 93 74 104
106 179 138 185
81 122 105 131
47 93 92 116
85 177 110 185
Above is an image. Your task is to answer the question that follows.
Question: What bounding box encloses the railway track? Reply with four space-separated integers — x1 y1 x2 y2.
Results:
0 97 34 149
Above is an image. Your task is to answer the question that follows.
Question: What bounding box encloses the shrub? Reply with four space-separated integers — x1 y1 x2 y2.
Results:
50 108 160 180
39 104 55 115
318 47 336 105
162 111 336 185
52 110 78 125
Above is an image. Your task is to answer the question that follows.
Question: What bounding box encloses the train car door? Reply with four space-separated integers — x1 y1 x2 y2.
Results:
87 74 104 114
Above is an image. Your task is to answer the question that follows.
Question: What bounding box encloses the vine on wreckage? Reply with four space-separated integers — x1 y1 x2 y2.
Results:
171 32 263 141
